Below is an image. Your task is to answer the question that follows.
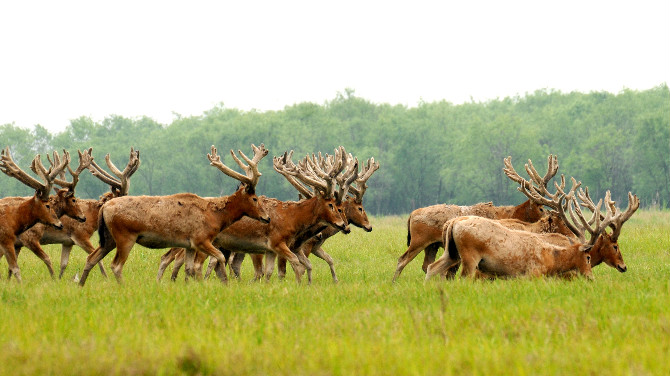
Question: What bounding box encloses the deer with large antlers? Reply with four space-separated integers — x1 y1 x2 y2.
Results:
272 153 380 282
78 144 271 286
502 156 638 274
0 147 75 282
157 147 353 284
425 181 604 280
6 148 141 279
392 155 559 282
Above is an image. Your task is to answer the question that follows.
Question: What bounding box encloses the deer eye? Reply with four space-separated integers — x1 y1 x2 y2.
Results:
45 204 50 209
253 197 258 202
358 207 363 212
329 203 334 209
586 255 591 263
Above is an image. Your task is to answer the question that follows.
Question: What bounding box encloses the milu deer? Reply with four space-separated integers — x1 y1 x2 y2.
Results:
425 184 610 280
157 147 353 284
393 155 558 282
9 148 140 279
273 154 380 283
0 147 73 282
502 156 638 274
78 144 271 286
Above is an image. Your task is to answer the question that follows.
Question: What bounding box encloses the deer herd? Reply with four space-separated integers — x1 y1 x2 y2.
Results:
0 144 639 286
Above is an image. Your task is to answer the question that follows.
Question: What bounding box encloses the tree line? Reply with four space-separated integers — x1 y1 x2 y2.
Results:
1 85 668 214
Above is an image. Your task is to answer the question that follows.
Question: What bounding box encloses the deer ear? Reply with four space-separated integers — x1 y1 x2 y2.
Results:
580 244 593 253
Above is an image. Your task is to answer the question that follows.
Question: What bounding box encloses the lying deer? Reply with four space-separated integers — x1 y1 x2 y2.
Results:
158 147 354 284
0 148 74 282
393 155 558 281
78 144 271 286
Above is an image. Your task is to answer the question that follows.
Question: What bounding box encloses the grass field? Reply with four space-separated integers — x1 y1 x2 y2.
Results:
1 211 669 375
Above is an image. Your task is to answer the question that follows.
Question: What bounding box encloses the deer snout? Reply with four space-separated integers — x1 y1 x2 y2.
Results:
363 224 373 232
616 264 627 273
260 215 271 224
76 216 87 223
52 221 64 230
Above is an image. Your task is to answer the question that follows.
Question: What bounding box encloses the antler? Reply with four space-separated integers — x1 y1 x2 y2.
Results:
334 150 359 205
0 147 70 200
576 187 639 240
348 156 379 203
49 148 93 193
208 144 268 189
503 155 558 190
569 190 618 245
273 150 314 199
88 148 141 196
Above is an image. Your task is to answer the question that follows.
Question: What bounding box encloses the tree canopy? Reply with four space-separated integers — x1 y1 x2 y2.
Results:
2 85 668 214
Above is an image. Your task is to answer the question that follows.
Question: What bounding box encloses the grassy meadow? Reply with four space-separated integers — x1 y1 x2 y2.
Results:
1 211 669 375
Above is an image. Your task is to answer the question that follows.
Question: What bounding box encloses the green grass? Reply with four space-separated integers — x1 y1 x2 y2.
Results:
1 212 669 375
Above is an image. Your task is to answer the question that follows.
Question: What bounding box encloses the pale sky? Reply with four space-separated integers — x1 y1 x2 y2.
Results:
1 0 668 134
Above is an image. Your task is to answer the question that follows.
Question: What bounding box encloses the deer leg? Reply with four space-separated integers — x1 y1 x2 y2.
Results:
393 240 438 282
232 253 247 280
183 248 196 281
425 253 460 281
157 248 178 282
59 244 73 279
277 256 287 280
192 241 228 284
18 241 55 279
171 254 186 282
1 242 22 283
109 237 137 284
263 252 276 281
458 254 479 279
204 257 216 280
79 238 119 286
272 244 305 284
73 238 108 278
422 243 440 273
311 246 338 283
295 249 313 285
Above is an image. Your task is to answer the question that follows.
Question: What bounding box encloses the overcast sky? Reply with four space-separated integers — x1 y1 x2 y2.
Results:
1 0 668 134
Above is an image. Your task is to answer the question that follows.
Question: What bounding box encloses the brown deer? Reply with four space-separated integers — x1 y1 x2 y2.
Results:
427 159 639 280
502 156 638 274
425 186 612 280
9 148 141 279
0 147 72 282
157 147 353 284
393 155 558 282
78 144 271 286
274 154 380 282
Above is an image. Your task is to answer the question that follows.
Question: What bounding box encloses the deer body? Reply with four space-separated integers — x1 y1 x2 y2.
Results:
426 216 593 280
393 200 544 281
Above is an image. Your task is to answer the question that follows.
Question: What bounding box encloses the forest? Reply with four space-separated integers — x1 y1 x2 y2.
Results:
1 84 668 215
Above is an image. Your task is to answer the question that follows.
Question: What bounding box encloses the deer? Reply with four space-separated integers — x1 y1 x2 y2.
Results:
502 156 638 274
8 148 141 279
272 153 379 283
425 182 608 280
0 147 73 282
78 144 271 286
392 155 559 282
157 147 354 284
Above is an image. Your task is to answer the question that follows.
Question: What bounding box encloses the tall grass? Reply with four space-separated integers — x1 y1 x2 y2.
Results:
1 211 668 375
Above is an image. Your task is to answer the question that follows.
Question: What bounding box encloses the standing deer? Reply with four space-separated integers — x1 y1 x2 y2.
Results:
157 147 353 284
9 148 141 279
502 156 638 274
274 154 379 282
78 144 271 286
393 155 558 282
0 147 72 282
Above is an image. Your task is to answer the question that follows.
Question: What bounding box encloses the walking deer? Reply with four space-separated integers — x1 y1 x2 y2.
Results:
0 147 72 282
393 155 558 281
157 147 353 284
274 154 379 282
9 148 140 278
78 144 271 286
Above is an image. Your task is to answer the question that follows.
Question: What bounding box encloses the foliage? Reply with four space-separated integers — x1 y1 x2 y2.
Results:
1 85 669 213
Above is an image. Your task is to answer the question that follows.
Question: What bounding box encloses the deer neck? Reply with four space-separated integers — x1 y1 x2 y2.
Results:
210 195 245 232
14 197 45 235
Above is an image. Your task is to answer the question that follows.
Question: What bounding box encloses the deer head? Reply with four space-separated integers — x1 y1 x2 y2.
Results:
208 144 270 223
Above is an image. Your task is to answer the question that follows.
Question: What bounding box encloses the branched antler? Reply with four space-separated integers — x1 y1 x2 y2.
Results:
208 144 268 190
88 148 141 196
